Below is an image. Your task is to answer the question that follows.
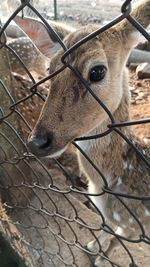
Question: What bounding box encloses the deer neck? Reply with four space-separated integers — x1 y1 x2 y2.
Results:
77 71 133 184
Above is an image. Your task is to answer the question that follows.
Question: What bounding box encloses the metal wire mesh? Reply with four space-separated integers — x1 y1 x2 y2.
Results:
0 0 150 266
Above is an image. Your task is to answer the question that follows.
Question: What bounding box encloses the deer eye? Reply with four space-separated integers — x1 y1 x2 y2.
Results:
89 65 107 82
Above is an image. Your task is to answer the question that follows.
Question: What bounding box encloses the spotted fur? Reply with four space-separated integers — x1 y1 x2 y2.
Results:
26 1 150 266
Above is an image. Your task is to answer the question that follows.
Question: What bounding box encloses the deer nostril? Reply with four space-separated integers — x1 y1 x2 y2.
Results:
38 135 52 149
27 133 53 157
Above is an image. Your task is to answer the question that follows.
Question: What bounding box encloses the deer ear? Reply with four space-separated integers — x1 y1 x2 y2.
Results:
13 16 75 58
116 0 150 49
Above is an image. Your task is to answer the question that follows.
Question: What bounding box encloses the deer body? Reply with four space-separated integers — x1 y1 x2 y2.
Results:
76 69 149 225
7 36 49 76
76 80 130 219
14 1 150 266
5 18 74 75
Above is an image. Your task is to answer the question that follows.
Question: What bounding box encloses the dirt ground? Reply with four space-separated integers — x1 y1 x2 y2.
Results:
33 0 136 24
129 71 150 145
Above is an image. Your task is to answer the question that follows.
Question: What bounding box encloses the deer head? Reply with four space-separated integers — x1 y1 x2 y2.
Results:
14 0 150 158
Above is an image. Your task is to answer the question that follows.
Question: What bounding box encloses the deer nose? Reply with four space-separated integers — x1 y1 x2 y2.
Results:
27 131 53 157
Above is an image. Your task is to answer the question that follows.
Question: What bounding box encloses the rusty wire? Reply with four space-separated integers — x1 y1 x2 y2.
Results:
0 0 150 267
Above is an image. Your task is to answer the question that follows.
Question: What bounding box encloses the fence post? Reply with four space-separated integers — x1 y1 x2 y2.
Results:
54 0 58 20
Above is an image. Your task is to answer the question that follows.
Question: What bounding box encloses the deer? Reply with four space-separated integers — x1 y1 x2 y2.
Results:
2 15 150 77
7 36 49 76
13 0 150 266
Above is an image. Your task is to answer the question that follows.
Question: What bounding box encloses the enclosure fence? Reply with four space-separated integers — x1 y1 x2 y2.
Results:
0 0 150 267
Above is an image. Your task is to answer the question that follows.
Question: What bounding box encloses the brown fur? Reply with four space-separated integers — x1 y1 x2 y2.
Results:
27 1 150 265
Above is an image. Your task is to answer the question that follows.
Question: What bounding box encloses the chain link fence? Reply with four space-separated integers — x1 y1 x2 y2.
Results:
0 0 150 266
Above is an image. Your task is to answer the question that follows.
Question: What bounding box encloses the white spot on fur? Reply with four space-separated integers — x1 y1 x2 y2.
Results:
123 161 128 169
117 176 122 186
143 138 150 145
113 212 121 222
115 226 123 236
144 208 150 216
122 224 127 229
129 218 134 224
142 150 146 155
129 164 134 170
